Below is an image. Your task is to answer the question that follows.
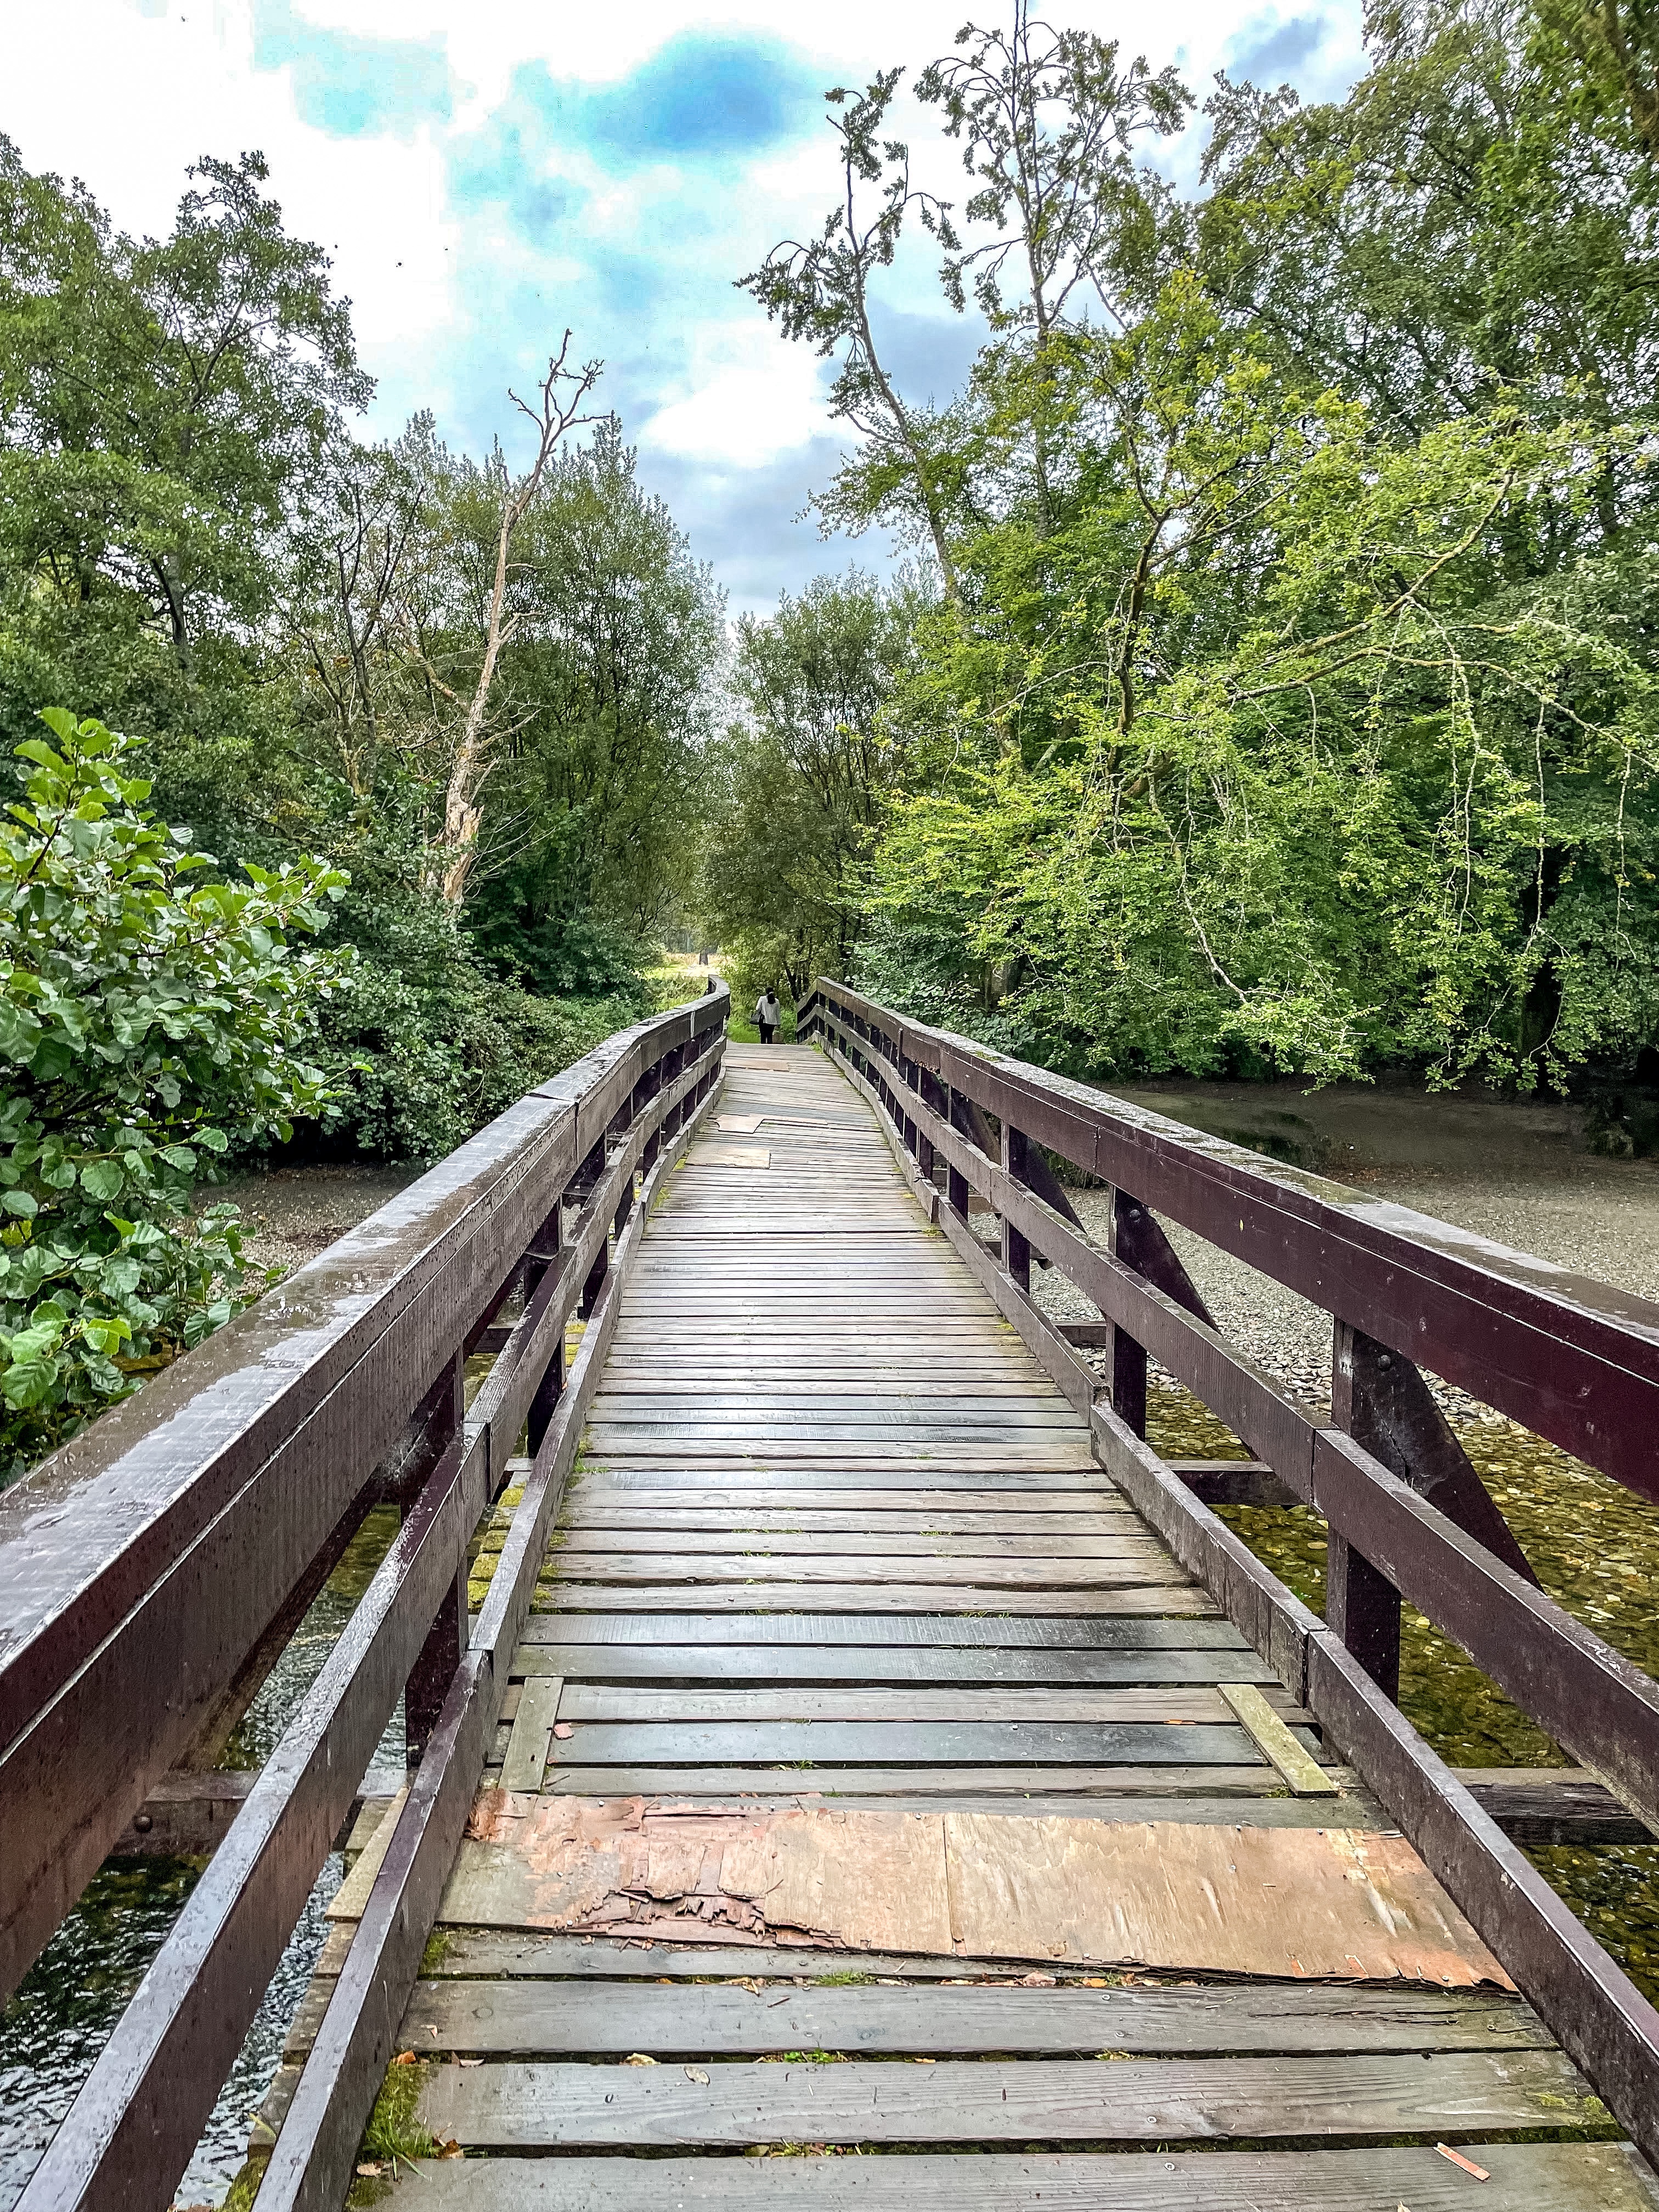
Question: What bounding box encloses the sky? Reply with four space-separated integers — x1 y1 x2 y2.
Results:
8 1 1365 612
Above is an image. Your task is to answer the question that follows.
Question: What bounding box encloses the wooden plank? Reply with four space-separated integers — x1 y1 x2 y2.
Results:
577 1469 1115 1492
1455 1770 1659 1847
1220 1683 1340 1797
533 1584 1221 1617
554 1686 1301 1725
519 1612 1245 1648
583 1439 1084 1454
369 2143 1659 2209
550 1532 1166 1561
544 1555 1188 1588
512 1646 1278 1687
536 1764 1335 1798
558 1508 1143 1532
393 1976 1549 2056
543 1720 1268 1764
563 1491 1125 1516
417 2050 1598 2147
499 1676 563 1795
326 1786 409 1921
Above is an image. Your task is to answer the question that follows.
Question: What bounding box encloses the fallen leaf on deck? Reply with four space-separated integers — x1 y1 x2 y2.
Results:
623 2052 658 2066
685 2066 710 2084
356 2165 383 2179
459 2059 484 2068
552 1722 574 1739
1019 1971 1057 1987
392 2051 415 2066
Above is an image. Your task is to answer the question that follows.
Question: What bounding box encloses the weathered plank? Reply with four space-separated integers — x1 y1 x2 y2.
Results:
512 1643 1277 1685
390 1977 1548 2057
551 1686 1304 1724
499 1676 563 1795
360 2143 1659 2210
1220 1683 1339 1796
416 2050 1599 2147
543 1555 1188 1589
534 1765 1338 1798
518 1613 1246 1647
550 1532 1162 1561
542 1719 1271 1765
533 1584 1221 1617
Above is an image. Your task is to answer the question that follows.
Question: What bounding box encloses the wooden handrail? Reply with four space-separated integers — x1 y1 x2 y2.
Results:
799 980 1659 1501
0 987 726 2106
802 977 1659 2174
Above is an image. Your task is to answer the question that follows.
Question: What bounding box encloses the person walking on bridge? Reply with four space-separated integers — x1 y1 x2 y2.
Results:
754 988 782 1044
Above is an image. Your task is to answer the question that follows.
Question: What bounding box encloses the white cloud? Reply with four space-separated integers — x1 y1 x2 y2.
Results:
641 327 829 466
8 0 1366 595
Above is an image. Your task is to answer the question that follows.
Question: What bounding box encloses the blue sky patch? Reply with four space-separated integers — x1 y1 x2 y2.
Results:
581 31 820 163
1226 13 1330 86
253 1 453 140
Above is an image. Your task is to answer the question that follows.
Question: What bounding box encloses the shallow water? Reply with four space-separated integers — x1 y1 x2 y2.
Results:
1147 1380 1659 2002
0 1511 404 2210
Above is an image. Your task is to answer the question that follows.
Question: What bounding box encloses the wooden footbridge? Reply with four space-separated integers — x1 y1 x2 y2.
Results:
4 980 1659 2209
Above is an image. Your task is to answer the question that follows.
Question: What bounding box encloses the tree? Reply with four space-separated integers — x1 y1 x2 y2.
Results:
865 273 1659 1087
425 335 605 907
918 5 1188 537
0 710 349 1481
701 572 918 1002
0 139 368 698
741 75 967 597
459 421 725 985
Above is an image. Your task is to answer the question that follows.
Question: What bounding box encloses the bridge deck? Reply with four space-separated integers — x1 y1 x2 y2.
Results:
302 1047 1654 2208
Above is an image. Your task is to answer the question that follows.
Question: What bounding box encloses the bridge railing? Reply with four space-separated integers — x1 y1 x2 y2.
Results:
801 976 1659 2168
0 982 728 2211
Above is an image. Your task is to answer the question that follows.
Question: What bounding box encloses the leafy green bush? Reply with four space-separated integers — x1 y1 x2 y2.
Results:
301 876 646 1163
0 710 348 1481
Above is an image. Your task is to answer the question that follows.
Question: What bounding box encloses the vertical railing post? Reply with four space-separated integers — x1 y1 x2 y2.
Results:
639 1047 664 1178
919 1068 949 1195
1328 1319 1405 1700
911 1057 935 1182
1103 1190 1149 1437
525 1196 566 1460
659 1041 686 1142
1001 1123 1033 1294
896 1046 921 1160
611 1087 638 1244
942 1082 973 1223
403 1349 466 1764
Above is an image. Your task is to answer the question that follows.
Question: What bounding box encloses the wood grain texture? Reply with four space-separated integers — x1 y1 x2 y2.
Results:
391 1977 1548 2057
416 2050 1594 2146
357 2144 1659 2210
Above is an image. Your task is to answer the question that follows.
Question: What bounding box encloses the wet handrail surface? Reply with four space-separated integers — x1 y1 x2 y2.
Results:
800 977 1659 2177
0 984 729 2007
